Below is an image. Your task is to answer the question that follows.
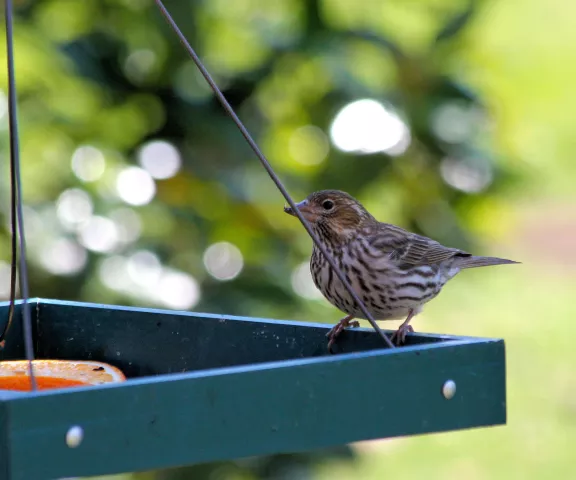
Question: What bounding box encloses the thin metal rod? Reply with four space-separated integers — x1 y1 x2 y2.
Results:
154 0 394 349
0 110 17 349
4 0 37 389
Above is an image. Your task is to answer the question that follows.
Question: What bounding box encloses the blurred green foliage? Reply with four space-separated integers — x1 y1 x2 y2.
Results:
0 0 522 319
1 0 575 479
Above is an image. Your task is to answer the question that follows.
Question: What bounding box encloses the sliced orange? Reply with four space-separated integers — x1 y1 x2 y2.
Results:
0 359 126 391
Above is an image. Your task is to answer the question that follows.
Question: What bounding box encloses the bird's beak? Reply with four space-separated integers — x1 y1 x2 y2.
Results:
284 199 312 218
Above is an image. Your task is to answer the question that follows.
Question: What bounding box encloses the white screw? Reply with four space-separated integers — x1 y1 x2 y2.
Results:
66 425 84 448
442 380 456 400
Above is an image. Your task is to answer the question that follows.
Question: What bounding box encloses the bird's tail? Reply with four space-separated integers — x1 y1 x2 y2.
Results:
455 255 520 269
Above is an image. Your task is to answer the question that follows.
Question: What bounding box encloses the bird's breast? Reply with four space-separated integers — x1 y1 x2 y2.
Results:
310 241 448 320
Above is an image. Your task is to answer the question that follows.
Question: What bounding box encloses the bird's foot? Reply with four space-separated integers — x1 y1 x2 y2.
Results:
391 324 414 345
326 316 359 352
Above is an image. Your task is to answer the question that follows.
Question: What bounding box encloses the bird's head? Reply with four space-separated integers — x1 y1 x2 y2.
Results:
284 190 375 241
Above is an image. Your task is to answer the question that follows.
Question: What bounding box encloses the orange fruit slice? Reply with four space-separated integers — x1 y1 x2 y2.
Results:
0 359 126 391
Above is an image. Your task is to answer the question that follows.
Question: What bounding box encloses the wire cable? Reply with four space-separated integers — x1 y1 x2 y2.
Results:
2 0 37 389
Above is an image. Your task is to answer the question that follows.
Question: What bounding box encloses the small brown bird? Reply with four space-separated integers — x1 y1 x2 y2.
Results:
284 190 519 349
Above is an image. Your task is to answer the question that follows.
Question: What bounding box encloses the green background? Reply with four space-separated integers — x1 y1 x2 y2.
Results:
1 0 574 478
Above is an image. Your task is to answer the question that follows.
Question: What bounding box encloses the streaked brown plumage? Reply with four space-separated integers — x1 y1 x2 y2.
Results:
284 190 519 349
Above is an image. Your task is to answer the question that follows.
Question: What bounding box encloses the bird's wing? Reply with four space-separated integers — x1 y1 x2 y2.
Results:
368 224 470 266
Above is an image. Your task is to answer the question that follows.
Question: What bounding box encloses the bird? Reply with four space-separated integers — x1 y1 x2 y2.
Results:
284 189 519 350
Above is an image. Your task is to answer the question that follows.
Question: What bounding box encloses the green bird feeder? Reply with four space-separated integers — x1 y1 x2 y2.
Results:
0 298 506 480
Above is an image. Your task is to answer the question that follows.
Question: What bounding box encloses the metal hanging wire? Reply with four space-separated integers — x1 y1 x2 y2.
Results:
0 82 17 350
154 0 395 349
1 0 37 389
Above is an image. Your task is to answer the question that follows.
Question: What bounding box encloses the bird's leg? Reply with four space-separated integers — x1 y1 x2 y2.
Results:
391 309 416 345
326 314 359 351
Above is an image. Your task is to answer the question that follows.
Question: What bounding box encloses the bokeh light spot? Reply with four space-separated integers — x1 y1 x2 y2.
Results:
203 242 244 281
0 261 15 298
432 102 482 144
99 256 130 290
158 270 200 310
291 262 323 300
40 239 87 276
116 167 156 206
138 140 182 180
78 216 119 253
71 145 106 182
126 250 162 287
330 99 410 156
56 188 93 231
124 49 157 84
440 157 493 193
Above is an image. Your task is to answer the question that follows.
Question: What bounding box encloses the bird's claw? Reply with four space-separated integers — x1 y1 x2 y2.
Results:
391 324 414 345
325 320 359 338
326 317 360 352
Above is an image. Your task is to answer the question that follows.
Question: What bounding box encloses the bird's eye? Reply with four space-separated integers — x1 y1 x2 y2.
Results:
322 200 334 211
